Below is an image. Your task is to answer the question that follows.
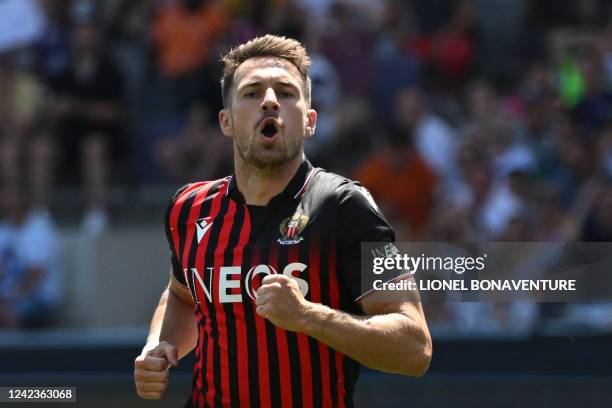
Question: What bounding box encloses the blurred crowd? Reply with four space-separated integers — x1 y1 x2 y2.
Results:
1 0 612 332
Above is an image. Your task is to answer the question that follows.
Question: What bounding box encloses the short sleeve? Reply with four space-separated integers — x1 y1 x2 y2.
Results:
165 184 192 287
335 182 396 300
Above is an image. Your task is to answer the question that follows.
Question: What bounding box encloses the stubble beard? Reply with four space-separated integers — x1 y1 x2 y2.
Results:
235 129 303 175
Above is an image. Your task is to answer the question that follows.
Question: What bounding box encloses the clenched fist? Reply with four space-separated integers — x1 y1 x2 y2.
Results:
255 274 313 332
134 341 179 399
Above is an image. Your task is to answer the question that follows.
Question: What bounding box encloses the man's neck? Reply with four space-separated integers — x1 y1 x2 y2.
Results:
234 153 304 206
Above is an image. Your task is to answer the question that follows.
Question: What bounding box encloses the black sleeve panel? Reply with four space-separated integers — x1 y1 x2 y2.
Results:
335 181 396 300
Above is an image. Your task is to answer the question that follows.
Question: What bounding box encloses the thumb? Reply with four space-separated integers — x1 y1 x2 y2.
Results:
149 343 179 368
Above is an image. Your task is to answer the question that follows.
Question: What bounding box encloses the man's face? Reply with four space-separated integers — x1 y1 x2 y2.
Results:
219 57 316 171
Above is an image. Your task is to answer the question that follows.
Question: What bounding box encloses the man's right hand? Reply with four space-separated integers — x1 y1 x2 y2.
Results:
134 341 179 400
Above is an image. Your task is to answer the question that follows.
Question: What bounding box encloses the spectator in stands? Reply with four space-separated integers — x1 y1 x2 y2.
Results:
512 62 560 179
106 0 153 122
353 125 437 239
569 43 612 134
319 1 376 97
35 0 72 82
581 185 612 242
49 20 126 233
472 0 526 86
461 79 504 132
372 0 422 122
461 80 537 181
153 0 227 78
154 102 232 182
406 0 475 86
323 98 374 174
550 118 595 206
394 86 459 187
152 0 228 110
0 186 62 328
303 51 340 164
453 143 526 239
261 1 308 42
0 52 53 208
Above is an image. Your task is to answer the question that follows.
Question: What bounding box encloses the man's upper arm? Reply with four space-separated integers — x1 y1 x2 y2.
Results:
169 272 196 308
359 276 426 324
165 183 193 287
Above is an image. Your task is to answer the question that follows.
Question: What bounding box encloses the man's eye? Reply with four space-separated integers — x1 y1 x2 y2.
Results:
245 92 259 98
279 91 294 98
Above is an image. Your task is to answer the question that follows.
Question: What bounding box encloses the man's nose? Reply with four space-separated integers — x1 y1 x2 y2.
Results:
261 88 280 112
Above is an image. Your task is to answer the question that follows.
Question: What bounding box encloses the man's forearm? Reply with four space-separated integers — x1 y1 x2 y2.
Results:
301 302 431 376
142 288 169 353
143 287 197 359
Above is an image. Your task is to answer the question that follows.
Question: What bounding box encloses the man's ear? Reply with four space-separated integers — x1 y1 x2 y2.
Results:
219 109 233 137
305 109 317 138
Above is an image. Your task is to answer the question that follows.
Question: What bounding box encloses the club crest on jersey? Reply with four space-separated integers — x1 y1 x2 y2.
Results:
278 214 308 245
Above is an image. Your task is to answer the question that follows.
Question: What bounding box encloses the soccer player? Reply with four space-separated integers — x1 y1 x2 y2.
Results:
134 35 432 407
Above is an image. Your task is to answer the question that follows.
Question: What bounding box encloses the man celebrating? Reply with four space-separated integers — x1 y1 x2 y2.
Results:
134 35 432 407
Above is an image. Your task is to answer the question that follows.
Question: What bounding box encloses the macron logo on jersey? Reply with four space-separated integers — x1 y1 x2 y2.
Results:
196 217 213 244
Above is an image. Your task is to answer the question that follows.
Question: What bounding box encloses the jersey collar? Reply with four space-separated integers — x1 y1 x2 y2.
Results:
227 159 315 204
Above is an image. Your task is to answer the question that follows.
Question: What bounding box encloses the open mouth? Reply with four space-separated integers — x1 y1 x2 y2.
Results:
259 119 279 139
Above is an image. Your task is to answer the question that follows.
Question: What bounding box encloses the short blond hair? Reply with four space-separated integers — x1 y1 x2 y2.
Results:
220 34 311 107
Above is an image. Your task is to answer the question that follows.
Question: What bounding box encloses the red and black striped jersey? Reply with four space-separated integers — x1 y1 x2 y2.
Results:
165 159 394 408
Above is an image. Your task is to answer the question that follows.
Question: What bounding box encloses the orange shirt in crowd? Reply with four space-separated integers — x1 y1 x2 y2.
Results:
153 2 228 77
353 149 437 237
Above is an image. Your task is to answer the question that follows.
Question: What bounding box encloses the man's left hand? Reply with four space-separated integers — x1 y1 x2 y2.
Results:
255 274 312 332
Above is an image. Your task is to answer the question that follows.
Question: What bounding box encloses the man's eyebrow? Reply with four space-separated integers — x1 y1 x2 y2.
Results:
238 80 300 90
277 81 300 89
239 81 262 89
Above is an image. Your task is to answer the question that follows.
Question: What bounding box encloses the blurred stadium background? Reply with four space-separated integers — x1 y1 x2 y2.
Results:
1 0 612 406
